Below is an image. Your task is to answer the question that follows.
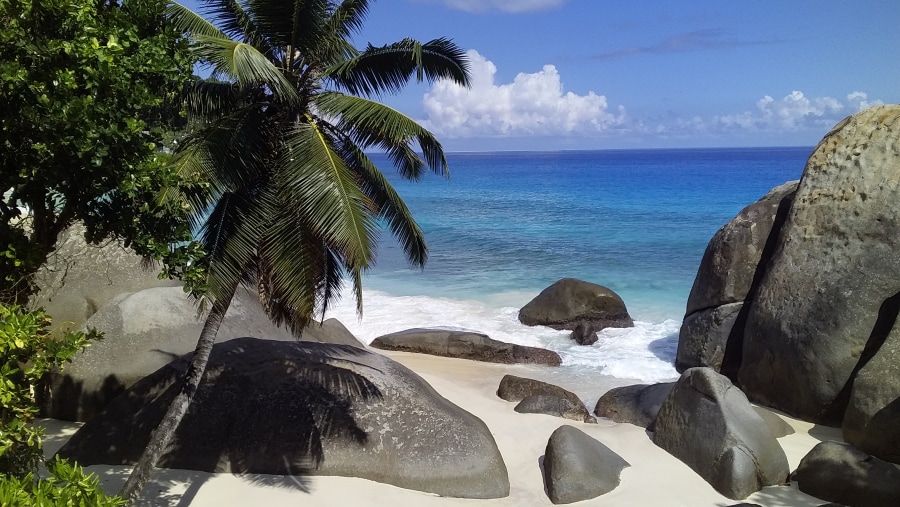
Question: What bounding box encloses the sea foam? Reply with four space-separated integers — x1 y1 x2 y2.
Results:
323 287 680 385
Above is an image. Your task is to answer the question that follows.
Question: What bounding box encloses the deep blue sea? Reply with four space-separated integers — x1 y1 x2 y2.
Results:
324 147 808 388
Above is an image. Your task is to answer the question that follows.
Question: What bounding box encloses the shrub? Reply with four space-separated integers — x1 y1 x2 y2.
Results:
0 304 123 504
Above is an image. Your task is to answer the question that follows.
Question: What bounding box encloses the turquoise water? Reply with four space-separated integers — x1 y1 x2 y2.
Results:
324 147 808 384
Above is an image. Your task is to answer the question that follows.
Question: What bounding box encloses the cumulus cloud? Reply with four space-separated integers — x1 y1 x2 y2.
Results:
846 91 884 111
709 90 886 135
420 50 626 138
422 0 565 13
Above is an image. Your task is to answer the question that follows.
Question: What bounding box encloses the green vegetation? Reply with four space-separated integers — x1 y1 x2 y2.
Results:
0 0 198 305
0 304 124 505
121 0 470 501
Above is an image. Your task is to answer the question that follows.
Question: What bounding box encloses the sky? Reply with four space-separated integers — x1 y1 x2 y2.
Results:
185 0 900 151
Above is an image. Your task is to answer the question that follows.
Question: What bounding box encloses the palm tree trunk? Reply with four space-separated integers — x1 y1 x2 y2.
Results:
120 291 234 504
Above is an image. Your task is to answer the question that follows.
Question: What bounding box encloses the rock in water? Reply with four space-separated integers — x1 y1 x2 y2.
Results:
738 105 900 425
677 181 797 376
370 328 561 366
793 441 900 507
518 278 633 331
56 338 510 499
543 425 629 504
569 321 599 346
652 368 789 500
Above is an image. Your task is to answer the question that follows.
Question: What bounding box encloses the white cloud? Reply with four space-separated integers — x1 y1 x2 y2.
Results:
426 0 565 13
713 90 857 131
420 50 626 138
846 91 884 111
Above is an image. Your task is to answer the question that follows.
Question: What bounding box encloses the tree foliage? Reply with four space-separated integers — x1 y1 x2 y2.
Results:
121 0 470 501
0 0 198 304
0 304 124 505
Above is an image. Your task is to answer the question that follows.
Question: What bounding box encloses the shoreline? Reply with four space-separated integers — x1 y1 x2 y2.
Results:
40 350 834 506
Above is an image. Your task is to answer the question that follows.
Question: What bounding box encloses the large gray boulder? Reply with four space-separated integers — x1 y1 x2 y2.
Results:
843 318 900 463
738 105 900 425
593 382 675 429
677 181 797 376
42 286 364 421
518 278 633 331
56 338 510 499
653 368 789 500
543 425 629 504
30 223 180 334
370 328 560 366
792 441 900 507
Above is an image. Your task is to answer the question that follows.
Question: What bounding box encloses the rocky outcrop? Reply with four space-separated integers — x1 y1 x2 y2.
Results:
653 368 789 500
370 328 560 366
41 286 364 421
842 319 900 463
677 181 797 376
514 395 596 424
792 441 900 507
593 382 674 429
542 425 629 504
738 105 900 425
30 223 180 334
56 338 510 499
518 278 633 331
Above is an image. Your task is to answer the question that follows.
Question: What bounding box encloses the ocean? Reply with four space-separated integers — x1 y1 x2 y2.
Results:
323 147 808 396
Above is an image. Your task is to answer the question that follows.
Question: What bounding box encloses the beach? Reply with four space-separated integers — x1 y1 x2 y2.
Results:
40 349 835 506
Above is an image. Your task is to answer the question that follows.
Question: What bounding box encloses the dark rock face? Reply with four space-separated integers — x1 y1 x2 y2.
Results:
676 302 743 373
652 368 789 500
514 395 596 424
543 425 629 504
370 328 560 366
593 382 674 429
518 278 633 331
738 106 900 425
41 286 363 422
793 441 900 507
56 338 510 499
677 181 797 376
843 320 900 463
569 321 599 346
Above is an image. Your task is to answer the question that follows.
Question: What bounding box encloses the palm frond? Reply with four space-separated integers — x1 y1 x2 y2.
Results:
167 1 229 39
185 80 242 123
314 92 449 180
198 0 271 53
326 37 470 97
278 119 377 270
334 141 427 268
193 35 298 102
256 219 324 334
199 180 275 302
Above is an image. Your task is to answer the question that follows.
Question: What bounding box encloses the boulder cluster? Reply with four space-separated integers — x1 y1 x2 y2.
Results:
673 104 900 504
34 105 900 505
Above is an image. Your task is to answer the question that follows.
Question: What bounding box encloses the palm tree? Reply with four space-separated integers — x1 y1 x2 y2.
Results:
119 0 469 502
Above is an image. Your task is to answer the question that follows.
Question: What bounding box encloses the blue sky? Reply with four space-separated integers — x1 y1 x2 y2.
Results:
185 0 900 151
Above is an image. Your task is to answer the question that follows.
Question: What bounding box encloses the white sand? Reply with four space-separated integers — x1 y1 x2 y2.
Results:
40 351 834 506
